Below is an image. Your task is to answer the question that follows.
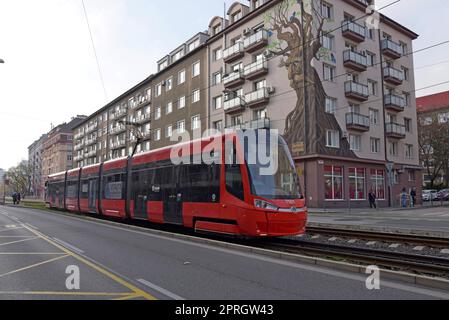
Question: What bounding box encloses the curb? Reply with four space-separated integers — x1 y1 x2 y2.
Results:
15 207 449 293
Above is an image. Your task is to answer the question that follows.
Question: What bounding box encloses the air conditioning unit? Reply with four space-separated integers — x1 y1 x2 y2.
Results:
263 50 274 58
243 28 253 36
267 87 276 94
342 131 349 139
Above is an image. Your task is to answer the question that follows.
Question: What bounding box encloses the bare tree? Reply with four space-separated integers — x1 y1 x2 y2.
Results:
418 114 449 188
265 0 354 157
6 160 31 197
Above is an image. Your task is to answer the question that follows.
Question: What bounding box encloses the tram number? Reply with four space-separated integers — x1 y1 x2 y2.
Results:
219 305 274 316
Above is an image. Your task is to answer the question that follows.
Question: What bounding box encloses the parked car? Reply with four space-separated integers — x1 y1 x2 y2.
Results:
422 190 438 201
436 189 449 201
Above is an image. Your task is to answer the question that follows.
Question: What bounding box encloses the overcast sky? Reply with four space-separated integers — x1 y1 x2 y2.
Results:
1 0 449 170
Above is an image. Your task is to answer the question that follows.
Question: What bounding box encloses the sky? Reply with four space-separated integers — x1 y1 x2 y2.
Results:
1 0 449 170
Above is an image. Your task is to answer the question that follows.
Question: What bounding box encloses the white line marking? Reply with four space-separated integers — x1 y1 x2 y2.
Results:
137 279 185 300
52 238 85 254
0 237 39 246
25 223 38 230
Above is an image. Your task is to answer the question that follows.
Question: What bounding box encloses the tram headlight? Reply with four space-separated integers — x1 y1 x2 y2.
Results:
254 199 279 211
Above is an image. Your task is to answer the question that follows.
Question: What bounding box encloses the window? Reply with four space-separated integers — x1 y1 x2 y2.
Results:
408 170 416 181
402 66 409 81
192 115 201 130
213 48 222 61
225 142 244 201
178 69 186 85
368 80 377 96
178 96 186 109
213 24 222 35
103 173 125 200
166 102 173 115
172 49 184 62
323 64 336 81
405 144 414 159
192 61 201 77
213 120 223 132
155 106 161 120
213 96 223 110
165 125 173 138
369 109 379 125
370 138 380 153
189 39 200 52
325 97 337 114
324 166 343 200
400 41 408 54
166 77 173 91
349 168 366 200
322 34 334 51
321 2 333 19
232 11 242 23
404 118 412 132
154 129 161 141
192 89 200 103
367 28 375 40
326 130 340 148
254 108 267 120
158 60 168 71
366 52 376 66
404 92 410 107
156 83 162 97
349 135 361 151
389 141 399 157
213 72 222 85
177 120 186 134
370 170 385 200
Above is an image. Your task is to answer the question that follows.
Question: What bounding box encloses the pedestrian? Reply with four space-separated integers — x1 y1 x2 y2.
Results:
12 192 17 205
17 193 21 205
369 190 377 209
410 188 416 208
401 188 408 208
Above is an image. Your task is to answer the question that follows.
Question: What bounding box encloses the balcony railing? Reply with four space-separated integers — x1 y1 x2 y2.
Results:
110 125 126 135
110 109 127 120
381 39 403 59
136 113 151 124
74 155 84 162
223 70 245 88
243 59 268 79
343 50 367 71
74 142 84 151
346 112 370 131
383 67 404 85
386 122 406 138
74 132 85 140
86 137 97 146
225 118 271 131
341 20 366 42
243 29 269 52
384 94 406 111
224 96 245 112
87 150 97 157
86 123 98 133
223 42 244 63
111 140 126 149
245 88 270 107
344 81 369 101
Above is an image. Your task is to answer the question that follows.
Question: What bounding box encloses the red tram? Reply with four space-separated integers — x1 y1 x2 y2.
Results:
46 132 307 237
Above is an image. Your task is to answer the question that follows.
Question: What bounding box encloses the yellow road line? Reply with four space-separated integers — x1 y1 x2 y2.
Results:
0 237 40 247
0 253 67 255
23 225 157 301
0 255 70 278
0 291 133 297
0 236 37 238
113 294 141 300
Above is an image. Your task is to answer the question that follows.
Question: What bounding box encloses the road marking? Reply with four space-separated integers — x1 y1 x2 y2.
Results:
25 223 38 230
22 225 156 301
0 237 40 246
0 291 132 297
0 252 67 255
52 238 84 254
137 279 185 300
0 255 70 278
113 294 141 300
0 227 25 233
0 236 36 238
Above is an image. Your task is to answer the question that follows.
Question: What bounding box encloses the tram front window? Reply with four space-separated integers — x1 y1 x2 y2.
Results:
243 132 302 200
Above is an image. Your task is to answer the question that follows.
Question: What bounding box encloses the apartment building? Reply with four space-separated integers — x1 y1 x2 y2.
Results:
417 90 449 186
42 116 86 185
28 134 47 198
73 32 209 167
207 0 420 208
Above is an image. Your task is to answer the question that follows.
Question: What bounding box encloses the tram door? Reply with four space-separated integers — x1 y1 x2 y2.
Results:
132 171 148 220
88 178 98 213
163 166 183 225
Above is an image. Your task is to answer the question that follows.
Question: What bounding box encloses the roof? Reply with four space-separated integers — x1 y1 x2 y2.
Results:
416 91 449 114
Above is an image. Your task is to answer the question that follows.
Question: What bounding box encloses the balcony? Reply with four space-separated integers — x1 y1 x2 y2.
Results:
243 59 268 80
223 42 244 63
343 50 367 72
342 21 366 43
381 39 403 59
225 118 271 131
384 94 406 112
244 88 270 108
223 70 245 89
142 131 152 140
74 142 84 151
111 140 126 149
110 125 126 135
386 122 406 139
74 154 84 162
86 137 97 146
243 29 269 53
74 132 85 140
110 109 127 120
224 96 245 113
346 113 370 132
136 113 151 124
344 81 369 101
383 67 404 86
87 150 97 158
86 123 98 133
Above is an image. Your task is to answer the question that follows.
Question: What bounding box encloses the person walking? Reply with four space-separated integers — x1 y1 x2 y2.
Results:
17 193 21 205
369 190 377 209
12 193 17 205
401 188 408 208
410 188 416 208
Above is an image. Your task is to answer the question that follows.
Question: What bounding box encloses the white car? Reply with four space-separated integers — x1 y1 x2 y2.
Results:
422 189 438 201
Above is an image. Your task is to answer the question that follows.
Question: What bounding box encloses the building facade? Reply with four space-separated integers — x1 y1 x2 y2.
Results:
28 134 47 198
72 32 209 167
417 90 449 187
72 0 421 208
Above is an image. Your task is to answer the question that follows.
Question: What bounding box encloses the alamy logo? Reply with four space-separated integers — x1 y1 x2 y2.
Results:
365 5 380 30
365 265 381 290
65 265 80 290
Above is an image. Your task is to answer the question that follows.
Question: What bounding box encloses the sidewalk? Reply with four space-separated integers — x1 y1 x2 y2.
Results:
309 203 449 214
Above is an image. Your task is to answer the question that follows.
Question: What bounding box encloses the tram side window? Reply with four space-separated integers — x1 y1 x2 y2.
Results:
147 169 162 201
103 173 125 200
186 164 220 203
225 142 244 201
80 180 89 199
66 180 78 198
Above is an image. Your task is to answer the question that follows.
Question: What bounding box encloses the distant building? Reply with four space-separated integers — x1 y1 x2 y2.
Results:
417 90 449 186
0 168 4 181
28 134 47 198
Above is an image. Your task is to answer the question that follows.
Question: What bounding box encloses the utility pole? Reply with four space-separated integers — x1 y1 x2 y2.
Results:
300 1 309 204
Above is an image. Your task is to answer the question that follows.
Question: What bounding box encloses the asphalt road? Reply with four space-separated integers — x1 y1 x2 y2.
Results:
0 205 448 300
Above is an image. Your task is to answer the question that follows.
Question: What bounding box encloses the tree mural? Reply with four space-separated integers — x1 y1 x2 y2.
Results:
265 0 354 158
